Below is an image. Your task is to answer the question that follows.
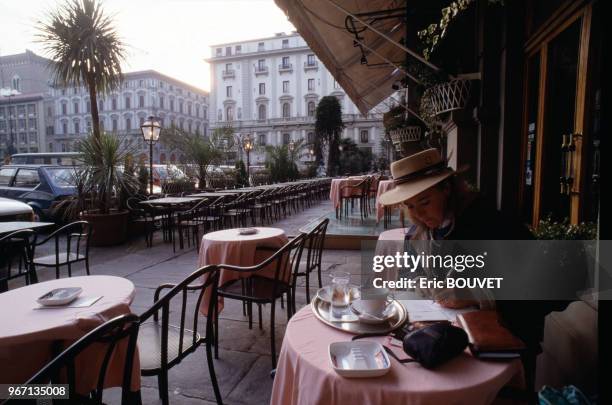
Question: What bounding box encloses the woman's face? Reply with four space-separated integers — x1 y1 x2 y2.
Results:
402 183 450 229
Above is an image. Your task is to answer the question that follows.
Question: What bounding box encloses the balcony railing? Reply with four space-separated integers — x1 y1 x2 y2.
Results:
304 61 318 70
254 66 269 76
222 69 235 79
278 63 293 73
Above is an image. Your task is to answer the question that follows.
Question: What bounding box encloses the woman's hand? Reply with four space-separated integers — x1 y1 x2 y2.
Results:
436 298 478 309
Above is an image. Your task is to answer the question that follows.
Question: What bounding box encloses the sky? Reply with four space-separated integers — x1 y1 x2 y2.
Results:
0 0 296 91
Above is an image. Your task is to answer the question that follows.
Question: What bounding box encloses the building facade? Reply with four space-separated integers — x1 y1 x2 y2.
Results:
49 70 209 164
0 50 55 158
207 32 385 165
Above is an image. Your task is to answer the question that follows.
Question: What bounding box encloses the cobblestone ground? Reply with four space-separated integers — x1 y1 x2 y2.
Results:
19 199 363 405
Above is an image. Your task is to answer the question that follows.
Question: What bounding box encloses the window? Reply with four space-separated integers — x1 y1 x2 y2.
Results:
61 103 67 115
282 39 289 48
282 133 291 145
258 59 265 70
126 118 131 131
170 99 175 111
283 81 289 93
139 95 145 108
112 97 117 110
258 104 266 120
258 42 265 51
48 143 53 152
282 103 290 118
73 102 79 114
308 79 315 91
225 63 232 71
125 96 131 109
307 132 315 143
159 96 164 109
226 106 234 121
85 102 90 113
259 83 265 95
360 129 369 143
140 117 145 127
188 103 192 116
226 86 232 98
307 54 316 65
196 104 200 117
258 133 266 145
308 101 316 117
62 122 68 134
14 169 40 189
225 46 232 56
179 100 184 113
74 121 80 134
112 118 118 132
0 168 16 186
282 56 290 68
11 75 20 91
98 100 104 111
216 48 222 56
235 45 241 54
139 80 144 87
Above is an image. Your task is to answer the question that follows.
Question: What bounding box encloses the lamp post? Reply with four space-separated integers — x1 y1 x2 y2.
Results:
140 116 162 195
243 133 253 184
0 88 20 158
288 140 295 154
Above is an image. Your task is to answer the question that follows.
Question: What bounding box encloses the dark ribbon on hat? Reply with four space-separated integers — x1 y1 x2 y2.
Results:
393 161 450 185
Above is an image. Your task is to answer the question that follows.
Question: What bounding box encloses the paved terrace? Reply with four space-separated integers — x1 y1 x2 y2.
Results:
23 199 364 405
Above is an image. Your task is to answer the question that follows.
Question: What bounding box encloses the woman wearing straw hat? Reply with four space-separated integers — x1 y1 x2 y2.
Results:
378 148 533 308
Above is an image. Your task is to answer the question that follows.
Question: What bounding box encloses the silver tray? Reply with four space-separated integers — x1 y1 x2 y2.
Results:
311 296 407 335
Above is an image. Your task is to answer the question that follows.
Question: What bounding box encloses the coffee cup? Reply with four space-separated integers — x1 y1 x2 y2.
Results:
359 288 389 317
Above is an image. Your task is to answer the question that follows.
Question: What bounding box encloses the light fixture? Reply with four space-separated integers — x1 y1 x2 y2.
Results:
140 116 162 194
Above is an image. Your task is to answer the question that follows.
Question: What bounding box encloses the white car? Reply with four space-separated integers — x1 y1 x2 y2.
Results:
0 197 35 221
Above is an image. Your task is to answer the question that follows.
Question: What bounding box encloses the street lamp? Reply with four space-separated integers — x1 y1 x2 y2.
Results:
288 140 295 153
0 88 20 157
243 133 253 184
140 116 162 195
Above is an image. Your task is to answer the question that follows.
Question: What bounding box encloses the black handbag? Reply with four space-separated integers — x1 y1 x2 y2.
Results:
402 322 469 369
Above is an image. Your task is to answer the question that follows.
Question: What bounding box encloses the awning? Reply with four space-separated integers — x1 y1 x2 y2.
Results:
274 0 436 115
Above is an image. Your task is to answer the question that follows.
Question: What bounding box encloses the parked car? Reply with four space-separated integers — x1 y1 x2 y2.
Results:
0 197 35 221
0 164 77 220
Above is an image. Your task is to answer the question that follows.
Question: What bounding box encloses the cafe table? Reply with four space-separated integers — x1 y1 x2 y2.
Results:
197 227 288 314
329 178 366 210
270 306 524 405
140 197 204 242
0 221 54 236
375 179 405 227
0 275 139 394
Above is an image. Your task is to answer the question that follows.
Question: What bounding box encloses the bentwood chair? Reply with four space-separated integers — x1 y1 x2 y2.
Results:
216 235 306 368
33 221 91 279
138 265 223 405
0 229 37 292
8 314 141 405
292 218 329 311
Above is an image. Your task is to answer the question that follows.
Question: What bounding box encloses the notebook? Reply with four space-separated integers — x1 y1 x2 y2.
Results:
456 310 525 359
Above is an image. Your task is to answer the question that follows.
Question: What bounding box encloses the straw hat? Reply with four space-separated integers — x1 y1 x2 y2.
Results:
378 148 455 206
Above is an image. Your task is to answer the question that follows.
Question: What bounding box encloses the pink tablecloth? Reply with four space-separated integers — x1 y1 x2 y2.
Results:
271 306 523 405
198 227 288 313
0 275 138 392
376 179 403 223
329 178 364 209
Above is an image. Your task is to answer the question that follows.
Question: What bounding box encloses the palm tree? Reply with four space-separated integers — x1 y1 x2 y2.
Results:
37 0 125 140
315 96 344 176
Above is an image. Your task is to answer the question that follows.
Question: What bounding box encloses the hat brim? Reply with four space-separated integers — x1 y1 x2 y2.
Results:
378 169 455 206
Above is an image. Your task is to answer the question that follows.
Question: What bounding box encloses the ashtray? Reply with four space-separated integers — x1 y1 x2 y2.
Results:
238 228 258 235
37 287 83 306
329 341 391 378
315 285 360 304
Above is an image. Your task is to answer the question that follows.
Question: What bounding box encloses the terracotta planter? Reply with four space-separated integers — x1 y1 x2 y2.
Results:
80 209 129 247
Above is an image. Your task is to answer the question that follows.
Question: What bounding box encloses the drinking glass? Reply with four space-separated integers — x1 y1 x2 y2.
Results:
330 271 351 320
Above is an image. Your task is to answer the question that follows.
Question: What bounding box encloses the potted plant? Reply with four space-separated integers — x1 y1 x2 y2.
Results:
77 133 138 246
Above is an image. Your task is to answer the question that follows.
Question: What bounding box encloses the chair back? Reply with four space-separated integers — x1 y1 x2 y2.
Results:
22 313 140 405
304 218 329 275
0 229 37 292
36 221 91 268
139 265 221 370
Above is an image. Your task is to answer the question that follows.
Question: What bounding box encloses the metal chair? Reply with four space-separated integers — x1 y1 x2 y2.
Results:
9 314 141 405
138 265 223 405
33 221 91 279
292 218 329 311
216 235 306 368
0 229 37 292
127 197 158 247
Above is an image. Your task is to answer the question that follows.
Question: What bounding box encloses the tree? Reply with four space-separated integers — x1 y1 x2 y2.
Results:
161 127 222 189
37 0 125 140
235 160 248 187
337 138 372 175
315 96 344 176
209 125 235 165
265 144 300 183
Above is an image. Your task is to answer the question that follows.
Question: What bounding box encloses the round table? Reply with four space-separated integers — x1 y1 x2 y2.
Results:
198 227 288 313
0 275 138 392
271 306 523 405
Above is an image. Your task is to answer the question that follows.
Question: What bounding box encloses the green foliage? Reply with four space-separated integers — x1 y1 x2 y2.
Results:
37 0 126 139
265 145 299 183
137 160 149 195
337 138 372 176
315 96 344 176
161 127 222 189
235 160 249 187
531 215 598 240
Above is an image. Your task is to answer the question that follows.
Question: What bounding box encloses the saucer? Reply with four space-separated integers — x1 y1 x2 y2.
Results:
350 299 396 324
238 228 258 235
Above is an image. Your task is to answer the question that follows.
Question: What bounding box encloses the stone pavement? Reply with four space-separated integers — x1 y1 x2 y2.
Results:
24 199 364 405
